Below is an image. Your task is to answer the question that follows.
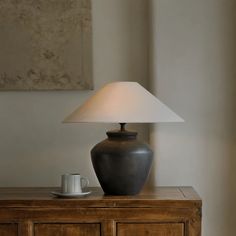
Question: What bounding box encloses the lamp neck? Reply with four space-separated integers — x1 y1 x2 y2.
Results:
107 123 137 140
106 130 137 140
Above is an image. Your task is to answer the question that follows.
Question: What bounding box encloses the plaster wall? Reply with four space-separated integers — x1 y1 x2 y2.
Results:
0 0 149 187
149 0 236 235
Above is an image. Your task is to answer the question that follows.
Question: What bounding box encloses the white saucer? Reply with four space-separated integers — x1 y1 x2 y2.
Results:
51 191 91 198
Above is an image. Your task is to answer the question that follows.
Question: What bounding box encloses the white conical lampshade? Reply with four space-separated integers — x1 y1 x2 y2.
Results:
64 81 184 123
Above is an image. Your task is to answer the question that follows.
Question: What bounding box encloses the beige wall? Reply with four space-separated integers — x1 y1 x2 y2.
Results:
0 0 149 187
149 0 236 235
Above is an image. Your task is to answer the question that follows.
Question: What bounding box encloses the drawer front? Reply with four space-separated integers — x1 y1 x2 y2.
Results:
0 223 18 236
117 223 184 236
34 223 101 236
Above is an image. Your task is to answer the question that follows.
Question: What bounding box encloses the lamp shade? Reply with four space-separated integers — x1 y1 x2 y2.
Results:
64 81 183 123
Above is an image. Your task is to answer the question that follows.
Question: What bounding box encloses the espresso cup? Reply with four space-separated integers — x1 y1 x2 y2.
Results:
61 173 89 193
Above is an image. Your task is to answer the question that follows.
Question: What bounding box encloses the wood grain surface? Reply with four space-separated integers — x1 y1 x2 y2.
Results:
0 187 201 236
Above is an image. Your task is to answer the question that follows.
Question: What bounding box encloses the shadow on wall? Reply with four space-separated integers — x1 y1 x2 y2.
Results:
148 0 236 235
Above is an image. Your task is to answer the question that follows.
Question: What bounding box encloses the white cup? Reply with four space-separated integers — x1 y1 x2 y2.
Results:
61 173 89 193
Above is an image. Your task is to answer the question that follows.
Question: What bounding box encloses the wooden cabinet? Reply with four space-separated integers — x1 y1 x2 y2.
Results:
0 187 201 236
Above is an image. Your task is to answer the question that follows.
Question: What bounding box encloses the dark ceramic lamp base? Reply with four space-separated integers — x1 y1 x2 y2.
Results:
91 124 153 195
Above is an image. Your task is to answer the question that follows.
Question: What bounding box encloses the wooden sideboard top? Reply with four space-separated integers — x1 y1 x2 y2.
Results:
0 187 201 208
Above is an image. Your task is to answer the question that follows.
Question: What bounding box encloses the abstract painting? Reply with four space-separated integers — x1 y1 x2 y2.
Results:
0 0 92 90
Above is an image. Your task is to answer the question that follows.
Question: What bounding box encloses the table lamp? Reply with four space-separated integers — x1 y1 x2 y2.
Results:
64 81 183 195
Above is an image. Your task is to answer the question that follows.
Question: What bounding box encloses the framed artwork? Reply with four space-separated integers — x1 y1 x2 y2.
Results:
0 0 93 90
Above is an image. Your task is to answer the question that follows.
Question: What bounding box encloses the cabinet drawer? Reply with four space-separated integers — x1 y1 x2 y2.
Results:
34 223 101 236
117 223 184 236
0 223 18 236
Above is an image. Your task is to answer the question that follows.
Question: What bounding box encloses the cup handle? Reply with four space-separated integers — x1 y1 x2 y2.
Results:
81 177 89 188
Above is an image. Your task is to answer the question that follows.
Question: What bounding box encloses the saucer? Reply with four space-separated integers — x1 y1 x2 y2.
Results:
51 191 91 198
